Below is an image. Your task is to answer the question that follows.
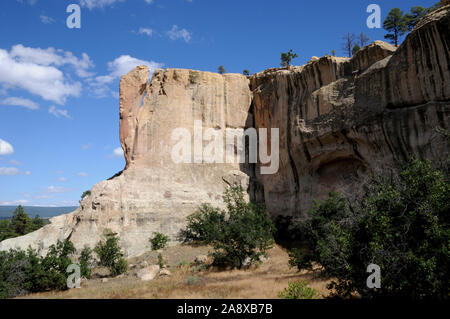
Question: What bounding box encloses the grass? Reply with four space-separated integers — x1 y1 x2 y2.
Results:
17 244 331 299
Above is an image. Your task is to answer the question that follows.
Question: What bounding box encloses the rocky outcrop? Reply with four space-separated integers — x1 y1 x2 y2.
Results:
1 6 449 257
0 69 253 257
250 6 450 217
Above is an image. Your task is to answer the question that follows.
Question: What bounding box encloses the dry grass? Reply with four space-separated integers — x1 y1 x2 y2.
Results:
18 244 332 299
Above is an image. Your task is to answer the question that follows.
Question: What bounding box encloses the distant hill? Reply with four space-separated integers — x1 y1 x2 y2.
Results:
0 206 78 219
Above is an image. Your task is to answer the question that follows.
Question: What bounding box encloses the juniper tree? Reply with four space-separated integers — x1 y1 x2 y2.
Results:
383 8 409 46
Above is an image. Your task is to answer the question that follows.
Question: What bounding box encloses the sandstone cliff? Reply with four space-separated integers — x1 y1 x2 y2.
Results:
1 6 449 257
250 5 449 217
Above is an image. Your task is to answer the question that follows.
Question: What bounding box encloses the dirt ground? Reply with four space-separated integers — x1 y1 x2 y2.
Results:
19 244 332 299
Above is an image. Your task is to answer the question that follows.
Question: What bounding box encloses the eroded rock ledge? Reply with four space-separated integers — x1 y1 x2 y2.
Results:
1 6 449 257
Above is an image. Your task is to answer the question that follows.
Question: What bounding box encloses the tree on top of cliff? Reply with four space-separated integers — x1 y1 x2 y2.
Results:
243 69 250 76
383 8 409 47
358 32 370 48
341 33 355 57
218 65 226 74
405 6 429 31
280 49 298 67
352 44 361 56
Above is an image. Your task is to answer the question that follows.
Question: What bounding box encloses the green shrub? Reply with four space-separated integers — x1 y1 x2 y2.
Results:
278 281 320 299
151 232 170 251
0 249 29 299
0 239 97 299
79 246 94 279
289 158 450 299
0 239 77 298
81 190 91 199
189 71 199 84
111 258 128 277
184 186 275 269
29 239 76 292
182 203 225 244
94 230 128 276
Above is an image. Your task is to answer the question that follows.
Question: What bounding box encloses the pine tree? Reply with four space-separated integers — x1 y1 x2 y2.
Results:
280 49 298 67
383 8 409 47
405 6 428 31
10 206 32 236
218 65 226 74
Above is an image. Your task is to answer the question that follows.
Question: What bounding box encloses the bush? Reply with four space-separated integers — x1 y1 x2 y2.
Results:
278 281 320 299
0 239 79 298
0 249 29 299
289 158 450 299
81 190 91 199
94 230 128 276
184 186 275 269
151 232 170 251
79 246 94 279
111 257 128 276
182 203 225 244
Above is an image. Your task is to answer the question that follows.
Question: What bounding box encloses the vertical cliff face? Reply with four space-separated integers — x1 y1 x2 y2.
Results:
0 69 253 257
382 5 450 108
250 6 450 218
1 6 448 257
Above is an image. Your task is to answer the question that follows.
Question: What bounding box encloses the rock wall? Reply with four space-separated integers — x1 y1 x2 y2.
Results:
1 5 449 257
0 69 253 257
250 6 450 217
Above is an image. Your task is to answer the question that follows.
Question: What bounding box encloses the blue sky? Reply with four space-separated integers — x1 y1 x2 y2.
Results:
0 0 437 207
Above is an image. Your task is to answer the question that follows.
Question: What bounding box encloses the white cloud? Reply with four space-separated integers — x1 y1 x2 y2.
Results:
80 0 155 8
82 143 92 150
49 106 71 119
79 0 126 9
0 45 92 104
78 172 89 177
89 55 163 98
0 199 29 206
40 15 55 24
108 55 162 79
112 147 124 157
0 167 20 176
167 25 192 43
10 44 94 78
45 186 76 193
139 28 154 36
16 0 37 5
1 97 39 110
58 177 68 182
0 139 14 155
9 159 21 166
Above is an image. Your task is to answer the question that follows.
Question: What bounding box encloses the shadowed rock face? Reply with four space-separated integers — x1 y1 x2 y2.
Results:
250 6 450 217
1 6 449 257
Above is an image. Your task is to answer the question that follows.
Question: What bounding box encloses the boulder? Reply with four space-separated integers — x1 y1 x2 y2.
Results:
137 265 160 281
